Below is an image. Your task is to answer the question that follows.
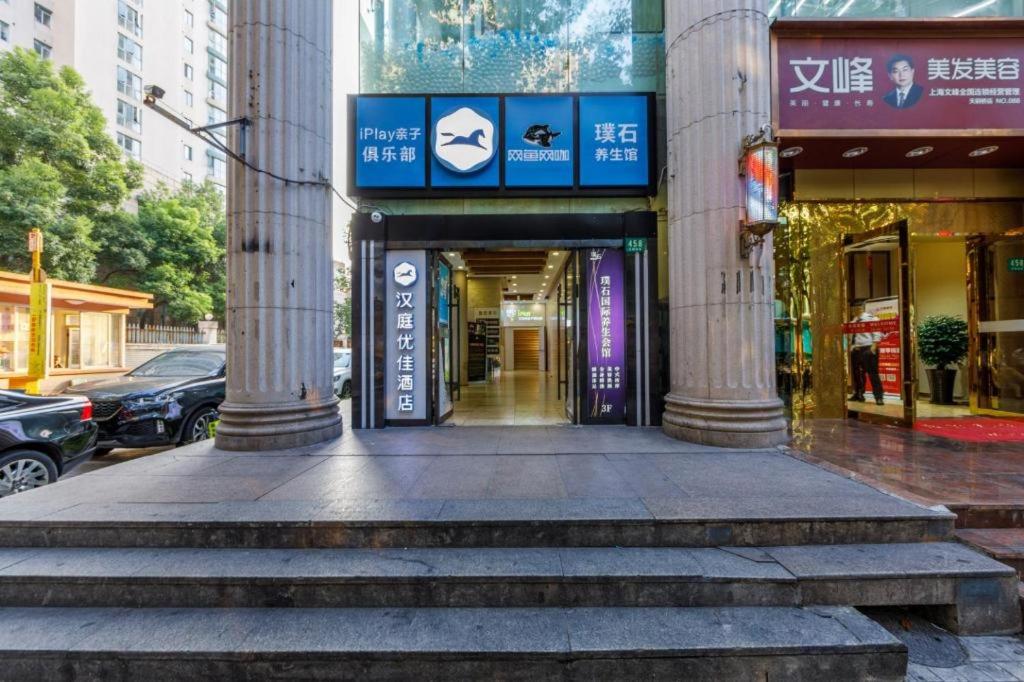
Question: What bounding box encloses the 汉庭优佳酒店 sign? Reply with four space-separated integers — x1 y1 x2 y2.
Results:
773 30 1023 134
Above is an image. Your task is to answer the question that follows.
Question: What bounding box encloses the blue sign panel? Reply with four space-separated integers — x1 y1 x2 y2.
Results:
579 95 649 187
355 97 426 188
430 97 500 188
504 96 574 187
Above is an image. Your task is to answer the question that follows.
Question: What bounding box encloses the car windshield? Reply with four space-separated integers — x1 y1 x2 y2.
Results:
334 351 350 369
130 351 224 378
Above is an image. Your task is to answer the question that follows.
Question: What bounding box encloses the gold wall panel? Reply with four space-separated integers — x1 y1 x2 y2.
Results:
776 201 1024 420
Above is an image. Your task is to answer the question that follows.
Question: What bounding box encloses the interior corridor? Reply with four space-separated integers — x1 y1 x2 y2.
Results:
452 370 568 426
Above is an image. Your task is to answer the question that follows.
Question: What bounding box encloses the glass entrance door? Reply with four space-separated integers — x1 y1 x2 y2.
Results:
971 235 1024 416
842 221 915 426
558 251 579 423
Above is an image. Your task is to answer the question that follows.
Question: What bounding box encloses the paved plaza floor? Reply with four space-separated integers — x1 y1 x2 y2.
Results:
4 422 1024 678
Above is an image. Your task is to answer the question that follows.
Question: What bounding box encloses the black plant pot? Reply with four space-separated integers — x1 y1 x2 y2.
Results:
927 368 958 405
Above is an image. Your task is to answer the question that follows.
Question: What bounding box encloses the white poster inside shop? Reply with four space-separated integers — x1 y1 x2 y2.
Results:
386 250 428 421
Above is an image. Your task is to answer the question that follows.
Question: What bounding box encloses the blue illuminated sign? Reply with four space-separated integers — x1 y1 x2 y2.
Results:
355 97 426 189
430 96 500 188
504 96 574 188
350 93 652 195
579 95 649 187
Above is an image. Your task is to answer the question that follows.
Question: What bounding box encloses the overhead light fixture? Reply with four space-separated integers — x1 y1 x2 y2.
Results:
906 146 934 158
953 0 997 17
842 146 868 158
447 252 455 257
547 265 553 269
509 275 517 279
969 145 999 157
64 299 85 306
552 251 560 256
779 146 803 158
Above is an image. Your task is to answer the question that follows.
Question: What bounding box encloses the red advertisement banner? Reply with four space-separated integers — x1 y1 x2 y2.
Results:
776 37 1024 132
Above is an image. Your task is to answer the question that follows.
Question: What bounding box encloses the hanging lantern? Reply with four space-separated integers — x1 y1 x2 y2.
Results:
739 125 780 258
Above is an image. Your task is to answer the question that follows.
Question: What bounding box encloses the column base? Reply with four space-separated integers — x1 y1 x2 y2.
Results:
662 394 788 449
214 397 342 451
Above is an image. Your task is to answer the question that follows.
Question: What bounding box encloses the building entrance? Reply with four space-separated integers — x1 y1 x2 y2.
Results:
349 212 661 430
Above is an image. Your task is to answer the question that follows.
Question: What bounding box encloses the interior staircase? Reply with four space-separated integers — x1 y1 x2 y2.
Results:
0 500 1018 680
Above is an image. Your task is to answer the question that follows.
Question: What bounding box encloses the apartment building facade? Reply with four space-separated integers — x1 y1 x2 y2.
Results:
0 0 229 190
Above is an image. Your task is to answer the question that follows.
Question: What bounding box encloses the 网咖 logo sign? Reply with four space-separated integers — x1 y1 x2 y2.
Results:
432 106 496 174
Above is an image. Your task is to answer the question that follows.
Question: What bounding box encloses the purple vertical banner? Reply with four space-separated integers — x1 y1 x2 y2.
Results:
587 248 626 421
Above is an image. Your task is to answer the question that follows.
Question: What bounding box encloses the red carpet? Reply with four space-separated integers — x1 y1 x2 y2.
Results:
914 417 1024 442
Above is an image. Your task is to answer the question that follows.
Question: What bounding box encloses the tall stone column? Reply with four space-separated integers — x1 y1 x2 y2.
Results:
216 0 342 451
661 0 787 448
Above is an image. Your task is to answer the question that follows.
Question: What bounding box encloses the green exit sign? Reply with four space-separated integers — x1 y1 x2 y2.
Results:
624 237 646 254
1010 257 1024 273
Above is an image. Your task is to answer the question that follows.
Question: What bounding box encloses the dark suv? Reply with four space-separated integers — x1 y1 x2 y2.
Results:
64 346 225 455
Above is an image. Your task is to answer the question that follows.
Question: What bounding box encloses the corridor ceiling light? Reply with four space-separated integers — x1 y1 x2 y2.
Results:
552 251 560 256
447 252 456 257
953 0 997 17
548 265 553 269
969 145 999 157
779 146 803 158
842 146 868 158
906 146 934 158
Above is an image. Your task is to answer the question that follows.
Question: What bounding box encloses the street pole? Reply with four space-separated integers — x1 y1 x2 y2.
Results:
25 229 50 395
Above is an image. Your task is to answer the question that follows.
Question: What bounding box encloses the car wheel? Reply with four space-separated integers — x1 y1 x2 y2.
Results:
341 381 352 399
182 406 218 445
0 450 58 498
92 448 114 458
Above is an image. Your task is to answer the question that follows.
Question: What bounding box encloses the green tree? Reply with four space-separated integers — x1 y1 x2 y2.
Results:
0 48 142 280
94 181 226 325
334 267 352 341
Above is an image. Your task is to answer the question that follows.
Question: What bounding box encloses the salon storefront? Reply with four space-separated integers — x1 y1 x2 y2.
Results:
771 18 1024 427
0 271 153 393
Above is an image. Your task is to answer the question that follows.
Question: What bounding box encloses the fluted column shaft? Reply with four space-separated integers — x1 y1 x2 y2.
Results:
662 0 787 448
216 0 341 450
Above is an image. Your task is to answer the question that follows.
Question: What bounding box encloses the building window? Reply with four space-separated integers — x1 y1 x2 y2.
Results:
208 53 227 81
81 312 123 369
33 40 51 59
183 89 193 108
117 0 142 37
116 99 142 132
117 34 142 68
34 3 51 27
206 152 226 181
207 79 226 102
184 9 193 28
208 1 227 31
0 21 9 43
184 36 193 54
207 29 226 55
207 104 226 140
184 63 193 80
117 66 142 99
117 132 141 160
183 144 193 161
183 171 193 183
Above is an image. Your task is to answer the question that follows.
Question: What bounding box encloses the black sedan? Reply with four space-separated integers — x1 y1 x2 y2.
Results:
64 347 225 455
0 390 97 498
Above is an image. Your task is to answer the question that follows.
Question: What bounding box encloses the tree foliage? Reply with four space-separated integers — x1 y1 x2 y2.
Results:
0 48 142 280
95 181 227 324
334 266 352 341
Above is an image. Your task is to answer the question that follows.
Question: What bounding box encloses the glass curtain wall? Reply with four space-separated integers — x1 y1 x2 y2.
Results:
359 0 664 94
770 0 1024 18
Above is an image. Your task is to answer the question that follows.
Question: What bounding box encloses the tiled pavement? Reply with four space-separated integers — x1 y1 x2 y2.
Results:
910 637 1024 681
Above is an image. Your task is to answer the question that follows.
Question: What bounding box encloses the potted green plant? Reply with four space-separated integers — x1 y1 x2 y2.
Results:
917 315 968 405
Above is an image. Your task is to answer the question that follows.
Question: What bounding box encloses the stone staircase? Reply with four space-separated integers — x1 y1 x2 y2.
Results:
0 503 1019 679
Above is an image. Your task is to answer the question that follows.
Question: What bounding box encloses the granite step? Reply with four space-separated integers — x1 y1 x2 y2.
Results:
0 542 1017 634
0 498 956 549
0 605 907 680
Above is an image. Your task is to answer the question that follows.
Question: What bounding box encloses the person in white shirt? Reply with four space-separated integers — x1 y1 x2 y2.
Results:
849 309 885 405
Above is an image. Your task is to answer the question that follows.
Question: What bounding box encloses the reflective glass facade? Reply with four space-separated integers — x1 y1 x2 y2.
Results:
771 0 1024 18
359 0 665 94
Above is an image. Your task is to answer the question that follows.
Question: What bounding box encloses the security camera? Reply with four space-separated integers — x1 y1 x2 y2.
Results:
370 211 383 224
143 84 166 106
